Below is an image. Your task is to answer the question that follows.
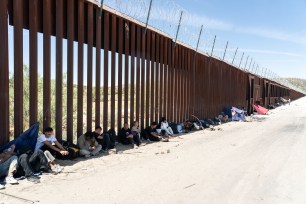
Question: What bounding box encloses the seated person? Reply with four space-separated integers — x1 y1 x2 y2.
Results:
0 144 18 189
160 117 174 136
131 121 141 134
77 131 102 158
93 126 111 151
131 121 141 141
183 120 194 132
16 146 48 183
143 122 166 142
35 127 68 173
119 123 141 147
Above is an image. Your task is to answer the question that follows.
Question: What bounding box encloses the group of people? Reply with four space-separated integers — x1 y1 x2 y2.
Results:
0 117 177 190
0 127 67 189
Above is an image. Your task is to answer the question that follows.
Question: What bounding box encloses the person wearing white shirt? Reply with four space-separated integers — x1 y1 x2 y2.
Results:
160 117 174 136
35 127 68 173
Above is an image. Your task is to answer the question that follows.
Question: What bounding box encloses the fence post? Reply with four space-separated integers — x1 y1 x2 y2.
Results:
99 0 104 17
222 41 228 61
144 0 153 35
238 52 244 69
232 47 238 65
244 56 249 71
174 11 183 47
210 35 216 56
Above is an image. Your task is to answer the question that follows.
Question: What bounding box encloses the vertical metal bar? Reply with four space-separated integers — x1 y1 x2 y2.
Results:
222 41 228 61
77 0 84 136
150 32 155 123
155 34 159 121
14 0 24 137
145 30 151 127
110 15 117 129
0 0 9 145
56 0 63 141
167 40 172 121
232 47 238 64
174 45 179 122
248 58 253 70
67 0 74 142
144 0 153 35
130 23 136 126
196 25 203 52
163 37 168 118
159 36 164 119
124 21 129 124
244 56 249 70
43 0 51 130
96 8 102 128
140 27 146 129
135 25 141 123
181 47 185 121
210 35 216 56
238 52 244 69
118 18 123 132
87 4 94 131
103 12 109 131
168 41 175 121
174 11 183 48
29 0 38 126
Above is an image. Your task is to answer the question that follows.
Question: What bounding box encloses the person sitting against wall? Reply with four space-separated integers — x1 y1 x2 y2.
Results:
16 145 48 184
77 131 102 158
93 126 112 152
118 123 141 148
0 144 18 189
143 122 169 142
35 127 67 173
160 117 174 136
131 121 142 141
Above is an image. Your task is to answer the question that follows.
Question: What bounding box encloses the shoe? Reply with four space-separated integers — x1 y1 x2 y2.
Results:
85 154 91 158
99 149 107 154
27 176 40 184
49 166 59 175
5 176 18 185
55 165 64 173
0 184 5 190
34 171 42 176
162 138 169 142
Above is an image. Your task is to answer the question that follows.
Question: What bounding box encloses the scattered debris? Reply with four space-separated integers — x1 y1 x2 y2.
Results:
184 183 196 189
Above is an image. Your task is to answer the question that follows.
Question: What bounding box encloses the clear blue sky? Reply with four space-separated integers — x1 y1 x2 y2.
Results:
173 0 306 78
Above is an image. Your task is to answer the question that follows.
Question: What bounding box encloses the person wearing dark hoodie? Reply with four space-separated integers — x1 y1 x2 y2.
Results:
118 123 141 148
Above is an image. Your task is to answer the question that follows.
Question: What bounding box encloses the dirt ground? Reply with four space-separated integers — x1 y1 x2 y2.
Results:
1 97 306 204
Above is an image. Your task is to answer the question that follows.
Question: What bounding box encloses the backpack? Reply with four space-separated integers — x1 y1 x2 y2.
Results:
59 140 80 160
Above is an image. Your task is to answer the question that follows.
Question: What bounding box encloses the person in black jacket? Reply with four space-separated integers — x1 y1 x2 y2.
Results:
118 123 141 148
93 126 112 151
143 122 163 141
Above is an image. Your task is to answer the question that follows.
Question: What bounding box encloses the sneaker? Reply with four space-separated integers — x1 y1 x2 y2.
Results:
0 184 5 190
55 165 64 173
99 149 107 154
5 176 18 185
162 138 169 142
27 176 40 184
85 154 91 158
49 166 58 175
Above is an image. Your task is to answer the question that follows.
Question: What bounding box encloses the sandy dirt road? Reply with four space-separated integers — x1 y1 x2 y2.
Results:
1 97 306 204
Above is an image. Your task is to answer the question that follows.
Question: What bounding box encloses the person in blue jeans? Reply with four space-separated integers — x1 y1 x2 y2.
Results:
0 144 18 189
119 123 141 148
